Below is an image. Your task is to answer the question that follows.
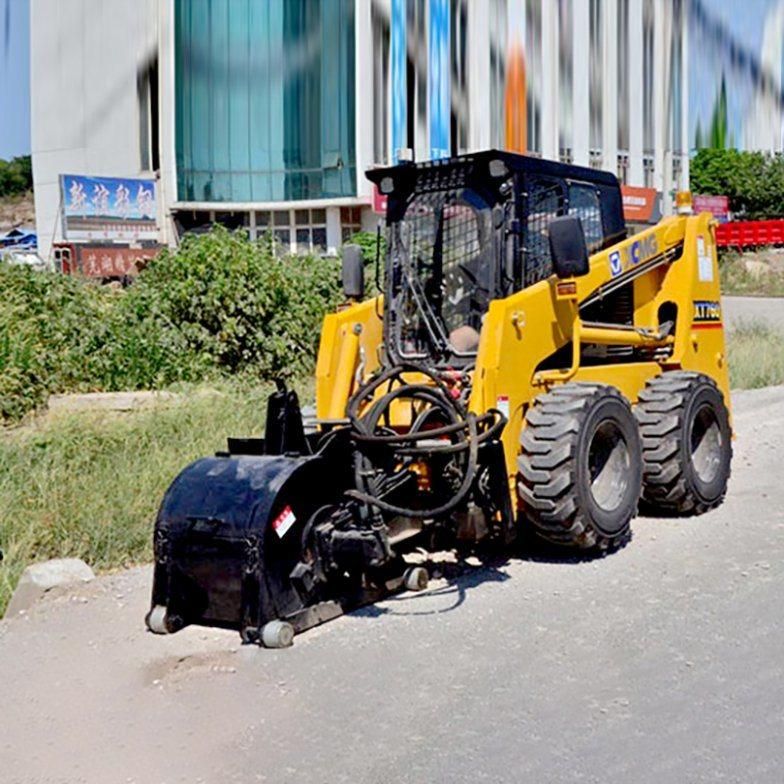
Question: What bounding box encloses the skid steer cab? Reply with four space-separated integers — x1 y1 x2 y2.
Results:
147 150 732 647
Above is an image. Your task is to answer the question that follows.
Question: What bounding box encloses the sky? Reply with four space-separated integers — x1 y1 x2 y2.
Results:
0 0 30 160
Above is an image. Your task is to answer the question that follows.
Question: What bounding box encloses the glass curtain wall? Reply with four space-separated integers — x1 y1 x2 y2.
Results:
372 1 391 165
175 0 356 203
450 0 469 154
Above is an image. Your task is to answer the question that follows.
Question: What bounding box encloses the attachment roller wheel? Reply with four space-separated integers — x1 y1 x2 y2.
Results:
403 566 429 592
260 620 295 649
146 605 170 635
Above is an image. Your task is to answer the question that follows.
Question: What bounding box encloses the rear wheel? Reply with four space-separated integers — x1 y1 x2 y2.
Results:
517 383 642 551
635 372 732 515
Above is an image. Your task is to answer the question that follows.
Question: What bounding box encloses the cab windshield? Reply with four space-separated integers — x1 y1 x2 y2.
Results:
386 188 496 363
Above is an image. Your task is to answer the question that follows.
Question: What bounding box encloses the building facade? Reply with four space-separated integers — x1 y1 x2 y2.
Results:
32 0 693 261
31 0 159 261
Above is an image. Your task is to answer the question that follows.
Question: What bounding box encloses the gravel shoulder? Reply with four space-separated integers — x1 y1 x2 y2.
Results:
723 295 784 332
1 387 783 784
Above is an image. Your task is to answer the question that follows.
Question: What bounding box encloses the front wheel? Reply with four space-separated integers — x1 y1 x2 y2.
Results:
517 383 642 551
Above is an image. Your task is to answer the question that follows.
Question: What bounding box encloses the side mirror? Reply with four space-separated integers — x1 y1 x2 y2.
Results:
549 215 590 279
341 244 365 300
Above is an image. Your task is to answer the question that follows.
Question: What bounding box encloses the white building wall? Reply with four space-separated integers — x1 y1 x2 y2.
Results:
679 0 690 190
467 1 491 152
653 0 668 197
742 2 784 153
549 0 688 199
355 0 376 202
601 0 618 174
540 2 559 161
158 0 177 247
31 0 158 260
628 0 645 185
571 1 590 168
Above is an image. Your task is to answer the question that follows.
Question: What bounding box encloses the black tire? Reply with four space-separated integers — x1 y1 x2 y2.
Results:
517 383 642 551
635 371 732 515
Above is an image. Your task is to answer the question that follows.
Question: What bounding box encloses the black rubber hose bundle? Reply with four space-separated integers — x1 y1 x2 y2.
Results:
344 363 506 518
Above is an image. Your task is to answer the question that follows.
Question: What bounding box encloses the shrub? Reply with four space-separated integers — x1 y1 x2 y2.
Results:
0 265 110 419
0 227 342 422
348 229 386 265
128 228 342 377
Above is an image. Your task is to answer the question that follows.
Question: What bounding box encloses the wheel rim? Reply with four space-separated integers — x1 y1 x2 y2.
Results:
587 421 631 511
690 402 722 484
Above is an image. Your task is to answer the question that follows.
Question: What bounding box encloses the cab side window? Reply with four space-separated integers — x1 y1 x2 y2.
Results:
567 183 604 251
522 177 565 286
520 178 606 290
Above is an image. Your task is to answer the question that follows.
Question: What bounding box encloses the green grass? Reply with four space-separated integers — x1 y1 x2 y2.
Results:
0 380 310 615
719 250 784 297
727 321 784 390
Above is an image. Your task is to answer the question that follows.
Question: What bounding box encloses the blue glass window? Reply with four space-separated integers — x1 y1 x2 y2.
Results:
175 0 356 202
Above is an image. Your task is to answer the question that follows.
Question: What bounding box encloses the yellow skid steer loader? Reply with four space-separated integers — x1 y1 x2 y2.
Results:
147 151 731 647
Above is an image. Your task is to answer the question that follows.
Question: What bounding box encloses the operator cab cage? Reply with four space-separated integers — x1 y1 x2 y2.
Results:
366 149 626 367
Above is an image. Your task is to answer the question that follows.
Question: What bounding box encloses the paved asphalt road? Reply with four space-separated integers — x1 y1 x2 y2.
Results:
723 295 784 332
2 387 783 784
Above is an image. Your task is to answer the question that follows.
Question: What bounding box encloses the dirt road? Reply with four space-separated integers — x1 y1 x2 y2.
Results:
1 387 783 783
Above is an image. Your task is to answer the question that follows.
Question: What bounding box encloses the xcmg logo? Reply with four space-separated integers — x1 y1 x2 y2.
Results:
608 235 659 278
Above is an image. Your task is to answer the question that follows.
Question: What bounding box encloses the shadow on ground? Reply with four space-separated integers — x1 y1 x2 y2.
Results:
349 523 635 622
351 554 513 619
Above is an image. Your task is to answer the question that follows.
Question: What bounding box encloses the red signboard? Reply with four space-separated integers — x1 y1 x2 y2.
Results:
693 194 730 222
77 246 160 277
621 185 660 223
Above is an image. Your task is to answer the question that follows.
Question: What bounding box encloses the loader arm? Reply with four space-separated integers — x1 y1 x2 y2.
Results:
470 211 730 511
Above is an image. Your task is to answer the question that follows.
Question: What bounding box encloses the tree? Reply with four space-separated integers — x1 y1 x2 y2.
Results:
0 155 33 198
690 148 784 219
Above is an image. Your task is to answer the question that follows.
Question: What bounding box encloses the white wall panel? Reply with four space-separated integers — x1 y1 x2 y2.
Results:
31 0 158 258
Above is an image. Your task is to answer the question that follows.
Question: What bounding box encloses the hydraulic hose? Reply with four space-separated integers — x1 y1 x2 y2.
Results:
346 411 480 518
344 363 506 519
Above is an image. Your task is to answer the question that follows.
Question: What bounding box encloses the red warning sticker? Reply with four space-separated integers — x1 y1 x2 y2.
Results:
272 505 296 538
